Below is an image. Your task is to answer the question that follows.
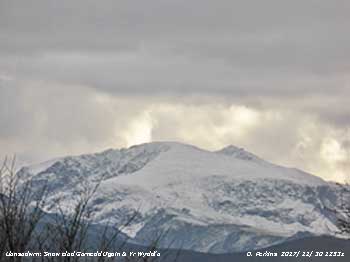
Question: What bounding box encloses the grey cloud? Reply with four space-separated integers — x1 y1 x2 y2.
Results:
1 1 350 64
0 81 147 165
0 0 349 181
1 0 349 97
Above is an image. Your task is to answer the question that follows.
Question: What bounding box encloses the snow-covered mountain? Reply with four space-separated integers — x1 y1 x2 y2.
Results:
17 142 342 253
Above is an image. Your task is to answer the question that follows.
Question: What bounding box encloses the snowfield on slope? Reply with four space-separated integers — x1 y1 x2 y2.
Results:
17 142 342 253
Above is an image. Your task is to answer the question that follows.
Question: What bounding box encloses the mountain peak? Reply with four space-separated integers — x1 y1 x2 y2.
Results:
216 145 261 161
16 141 336 254
19 141 326 188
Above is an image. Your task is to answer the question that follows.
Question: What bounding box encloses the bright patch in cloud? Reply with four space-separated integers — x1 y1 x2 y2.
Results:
321 138 347 163
123 111 153 147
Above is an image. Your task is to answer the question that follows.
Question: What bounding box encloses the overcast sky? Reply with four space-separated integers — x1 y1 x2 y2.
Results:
0 0 349 182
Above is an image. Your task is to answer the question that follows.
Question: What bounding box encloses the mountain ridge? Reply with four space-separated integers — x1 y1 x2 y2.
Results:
17 141 342 253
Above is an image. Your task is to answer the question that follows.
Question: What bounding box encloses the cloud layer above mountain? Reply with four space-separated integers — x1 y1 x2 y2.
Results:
0 0 349 181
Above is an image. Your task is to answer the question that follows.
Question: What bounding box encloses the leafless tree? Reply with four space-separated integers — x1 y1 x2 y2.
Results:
0 158 178 262
0 157 47 262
